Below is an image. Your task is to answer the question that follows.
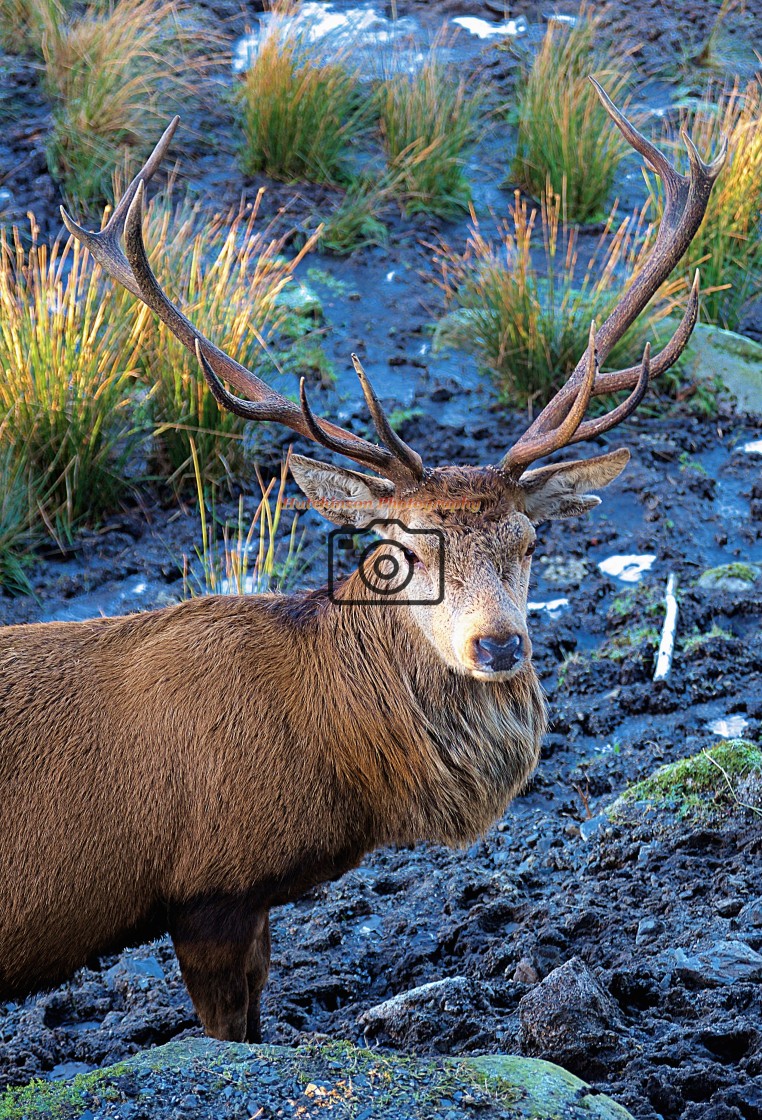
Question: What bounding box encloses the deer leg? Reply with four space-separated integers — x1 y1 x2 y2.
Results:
244 910 271 1043
170 897 266 1043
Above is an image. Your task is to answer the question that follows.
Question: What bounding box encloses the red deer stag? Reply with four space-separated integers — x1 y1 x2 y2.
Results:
0 82 724 1043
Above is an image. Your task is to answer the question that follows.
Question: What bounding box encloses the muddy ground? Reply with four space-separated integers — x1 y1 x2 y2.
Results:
1 1 762 1118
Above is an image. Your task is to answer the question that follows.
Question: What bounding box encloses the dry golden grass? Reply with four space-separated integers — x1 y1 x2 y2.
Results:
236 17 368 184
648 78 762 329
0 224 142 542
378 51 486 217
510 4 633 223
41 0 214 209
130 189 319 490
433 189 681 406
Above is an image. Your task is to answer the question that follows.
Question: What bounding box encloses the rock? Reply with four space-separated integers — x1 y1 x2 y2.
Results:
358 976 488 1044
697 562 760 593
580 814 609 842
512 958 540 984
664 940 762 986
635 917 665 945
675 321 762 415
739 898 762 927
0 1037 637 1119
518 957 626 1079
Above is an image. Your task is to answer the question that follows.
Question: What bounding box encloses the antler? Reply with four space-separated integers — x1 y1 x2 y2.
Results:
501 78 726 477
60 119 424 488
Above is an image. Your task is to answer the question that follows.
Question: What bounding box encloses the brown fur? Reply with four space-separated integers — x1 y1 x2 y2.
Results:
0 456 628 1041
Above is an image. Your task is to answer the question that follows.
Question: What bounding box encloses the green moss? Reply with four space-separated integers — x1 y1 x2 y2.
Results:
681 623 734 654
0 1064 128 1120
619 739 762 817
0 1037 635 1119
700 562 758 584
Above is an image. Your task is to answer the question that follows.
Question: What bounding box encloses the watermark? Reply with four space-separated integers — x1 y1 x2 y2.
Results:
283 496 481 512
328 520 445 606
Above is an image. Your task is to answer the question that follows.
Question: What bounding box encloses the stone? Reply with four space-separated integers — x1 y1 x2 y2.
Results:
517 957 626 1079
664 940 762 986
512 958 540 984
698 563 760 594
678 321 762 415
0 1037 637 1119
739 898 762 927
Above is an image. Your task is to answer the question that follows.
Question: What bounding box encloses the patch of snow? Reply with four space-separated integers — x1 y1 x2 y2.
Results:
707 715 749 737
598 554 656 583
743 439 762 455
451 15 527 38
527 598 569 614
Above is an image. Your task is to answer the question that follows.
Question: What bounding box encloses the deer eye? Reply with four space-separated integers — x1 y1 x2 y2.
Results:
525 541 536 558
402 545 421 567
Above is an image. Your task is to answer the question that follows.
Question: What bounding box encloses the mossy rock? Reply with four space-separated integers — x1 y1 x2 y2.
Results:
697 562 760 593
0 1037 635 1119
678 322 762 416
612 738 762 820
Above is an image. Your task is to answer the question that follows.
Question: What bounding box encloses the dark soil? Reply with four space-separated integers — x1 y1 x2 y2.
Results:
1 2 761 1119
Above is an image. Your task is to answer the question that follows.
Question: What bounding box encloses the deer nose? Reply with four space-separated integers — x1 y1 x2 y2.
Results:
473 634 524 672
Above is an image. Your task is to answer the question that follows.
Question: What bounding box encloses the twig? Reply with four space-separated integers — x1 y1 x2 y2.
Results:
654 573 678 680
702 749 762 818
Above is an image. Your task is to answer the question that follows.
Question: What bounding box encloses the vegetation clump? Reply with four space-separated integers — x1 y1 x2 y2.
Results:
0 225 141 544
648 79 762 329
236 21 368 184
433 191 677 406
619 739 762 818
378 55 486 217
42 0 210 209
131 191 319 490
509 4 633 223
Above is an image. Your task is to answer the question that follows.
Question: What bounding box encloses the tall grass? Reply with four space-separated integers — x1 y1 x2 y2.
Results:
647 79 762 329
0 0 62 54
236 18 368 184
41 0 210 209
184 444 303 598
0 225 141 542
0 437 33 594
510 5 632 223
132 190 319 490
433 190 680 406
378 55 486 217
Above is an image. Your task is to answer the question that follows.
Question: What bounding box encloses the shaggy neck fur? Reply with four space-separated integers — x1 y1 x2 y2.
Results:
277 569 546 850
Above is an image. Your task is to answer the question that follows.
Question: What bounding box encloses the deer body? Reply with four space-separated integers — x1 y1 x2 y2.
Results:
1 84 723 1042
1 572 544 1039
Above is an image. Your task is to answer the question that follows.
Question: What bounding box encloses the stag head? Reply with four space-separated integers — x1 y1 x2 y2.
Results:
62 81 724 682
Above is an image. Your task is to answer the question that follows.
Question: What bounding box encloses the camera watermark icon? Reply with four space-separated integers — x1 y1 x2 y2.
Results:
328 519 445 606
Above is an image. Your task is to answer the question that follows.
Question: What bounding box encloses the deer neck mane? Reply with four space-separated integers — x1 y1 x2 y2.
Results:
298 571 546 847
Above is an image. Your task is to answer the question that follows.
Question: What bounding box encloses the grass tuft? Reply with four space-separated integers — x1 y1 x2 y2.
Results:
509 4 633 224
236 13 368 185
647 78 762 329
41 0 211 210
131 189 320 490
0 224 141 544
378 52 486 217
433 189 679 407
184 445 303 598
319 178 390 255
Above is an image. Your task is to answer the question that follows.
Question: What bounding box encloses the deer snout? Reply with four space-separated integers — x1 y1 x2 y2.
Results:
471 632 530 674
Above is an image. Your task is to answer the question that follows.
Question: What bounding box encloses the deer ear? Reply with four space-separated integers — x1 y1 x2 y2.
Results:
518 448 630 523
289 454 396 526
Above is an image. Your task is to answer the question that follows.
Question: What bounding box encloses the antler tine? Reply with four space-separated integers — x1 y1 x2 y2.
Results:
61 116 181 301
195 340 398 477
63 118 425 484
501 321 599 473
569 341 651 446
500 81 726 475
350 355 425 481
